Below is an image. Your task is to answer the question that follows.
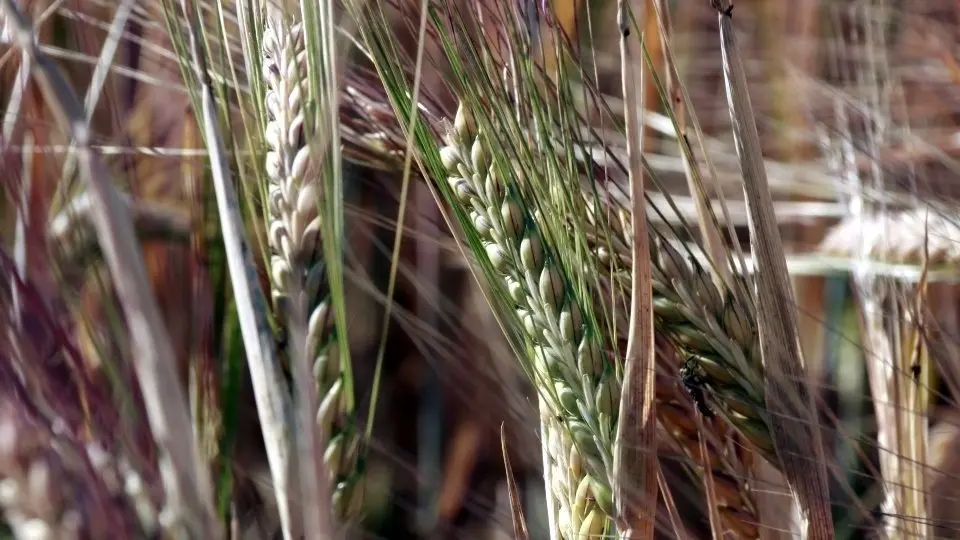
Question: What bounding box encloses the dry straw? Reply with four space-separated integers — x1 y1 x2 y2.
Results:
820 209 960 268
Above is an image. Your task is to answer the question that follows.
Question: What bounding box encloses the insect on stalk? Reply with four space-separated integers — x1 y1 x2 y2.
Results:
679 356 714 419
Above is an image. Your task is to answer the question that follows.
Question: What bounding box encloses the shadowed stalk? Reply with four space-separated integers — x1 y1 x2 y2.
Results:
162 0 298 536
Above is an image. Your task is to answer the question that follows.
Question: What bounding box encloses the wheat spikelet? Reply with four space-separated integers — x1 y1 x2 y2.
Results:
261 16 362 520
654 348 760 538
440 103 618 539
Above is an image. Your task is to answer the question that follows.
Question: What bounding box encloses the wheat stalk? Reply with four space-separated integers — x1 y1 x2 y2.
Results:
440 102 619 539
261 15 363 521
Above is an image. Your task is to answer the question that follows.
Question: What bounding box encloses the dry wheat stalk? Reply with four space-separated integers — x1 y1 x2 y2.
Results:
0 3 218 534
857 277 931 539
838 206 933 538
615 1 659 534
261 15 362 521
440 103 619 539
713 1 834 532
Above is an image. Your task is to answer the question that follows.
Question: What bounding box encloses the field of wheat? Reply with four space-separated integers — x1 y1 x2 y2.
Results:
2 0 960 538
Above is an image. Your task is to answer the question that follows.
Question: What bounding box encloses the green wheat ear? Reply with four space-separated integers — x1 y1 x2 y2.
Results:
440 102 620 539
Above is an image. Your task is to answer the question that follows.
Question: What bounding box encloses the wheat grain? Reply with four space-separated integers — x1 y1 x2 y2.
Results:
590 205 771 450
440 102 618 539
261 16 362 521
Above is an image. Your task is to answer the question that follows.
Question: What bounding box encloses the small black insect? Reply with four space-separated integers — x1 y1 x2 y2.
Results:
680 357 715 419
910 363 921 382
710 0 734 18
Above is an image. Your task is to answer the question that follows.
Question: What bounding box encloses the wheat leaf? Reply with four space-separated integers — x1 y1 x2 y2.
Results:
173 0 300 537
613 1 657 538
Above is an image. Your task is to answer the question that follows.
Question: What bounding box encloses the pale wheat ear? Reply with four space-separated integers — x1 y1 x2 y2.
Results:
261 12 364 525
0 391 158 539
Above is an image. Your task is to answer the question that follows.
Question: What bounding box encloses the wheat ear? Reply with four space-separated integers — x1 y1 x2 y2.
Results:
593 208 771 453
440 103 619 539
262 17 363 520
589 206 766 537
